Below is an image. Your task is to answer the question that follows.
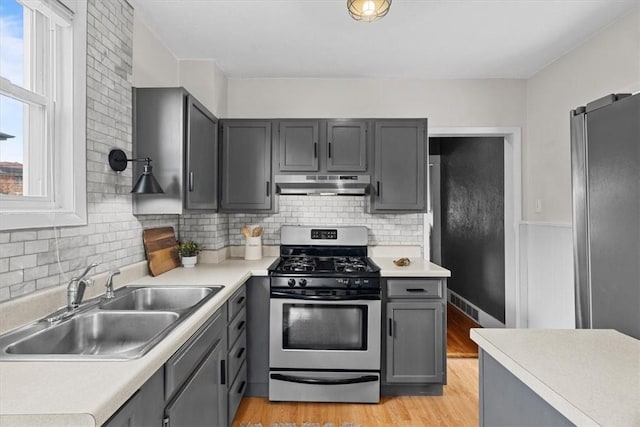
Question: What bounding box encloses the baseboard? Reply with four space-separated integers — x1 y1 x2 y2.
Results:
381 384 444 396
448 290 505 328
245 382 268 397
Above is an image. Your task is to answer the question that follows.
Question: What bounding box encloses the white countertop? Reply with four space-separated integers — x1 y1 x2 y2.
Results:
0 258 276 427
471 329 640 427
0 255 448 426
372 257 451 277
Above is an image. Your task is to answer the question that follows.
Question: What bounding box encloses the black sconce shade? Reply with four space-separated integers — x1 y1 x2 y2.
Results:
108 149 164 194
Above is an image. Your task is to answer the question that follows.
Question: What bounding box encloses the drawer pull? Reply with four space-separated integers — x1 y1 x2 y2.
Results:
236 296 246 305
236 347 245 359
237 320 246 331
406 288 426 292
237 380 247 394
388 319 393 337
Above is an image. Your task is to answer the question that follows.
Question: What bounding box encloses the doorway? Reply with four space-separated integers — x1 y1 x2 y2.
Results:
426 127 522 328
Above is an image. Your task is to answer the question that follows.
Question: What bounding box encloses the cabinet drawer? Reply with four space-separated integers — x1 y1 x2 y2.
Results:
387 279 443 299
165 307 225 400
228 329 247 386
228 306 247 348
228 286 247 322
228 361 247 423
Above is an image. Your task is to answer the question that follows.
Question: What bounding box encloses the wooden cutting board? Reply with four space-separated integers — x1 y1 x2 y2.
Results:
143 227 180 276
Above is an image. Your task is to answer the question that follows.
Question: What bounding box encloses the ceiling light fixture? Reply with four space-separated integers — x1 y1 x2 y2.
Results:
108 149 164 194
347 0 391 22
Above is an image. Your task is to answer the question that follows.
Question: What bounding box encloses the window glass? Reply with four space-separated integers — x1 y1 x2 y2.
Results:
0 0 24 87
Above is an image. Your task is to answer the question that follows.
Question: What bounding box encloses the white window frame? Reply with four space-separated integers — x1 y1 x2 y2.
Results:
0 0 86 231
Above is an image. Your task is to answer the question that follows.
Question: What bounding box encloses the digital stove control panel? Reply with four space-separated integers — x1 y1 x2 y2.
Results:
310 229 337 240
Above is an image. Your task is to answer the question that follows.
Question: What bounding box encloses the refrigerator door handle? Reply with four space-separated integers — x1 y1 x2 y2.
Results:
570 109 591 329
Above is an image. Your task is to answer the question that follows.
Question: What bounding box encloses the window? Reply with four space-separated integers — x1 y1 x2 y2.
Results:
0 0 86 230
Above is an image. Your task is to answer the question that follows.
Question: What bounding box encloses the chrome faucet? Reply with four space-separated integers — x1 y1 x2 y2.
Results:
67 263 98 310
104 269 120 299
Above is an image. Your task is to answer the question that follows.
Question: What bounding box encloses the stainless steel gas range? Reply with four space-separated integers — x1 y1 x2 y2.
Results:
268 225 381 403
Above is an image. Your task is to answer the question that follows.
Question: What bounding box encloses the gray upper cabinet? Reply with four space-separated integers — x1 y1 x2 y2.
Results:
326 120 367 172
370 119 428 212
278 121 319 172
186 96 218 210
133 87 218 215
275 119 369 174
220 120 273 212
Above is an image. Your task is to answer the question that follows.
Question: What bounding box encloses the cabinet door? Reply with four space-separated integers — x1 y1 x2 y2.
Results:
278 121 319 171
220 120 272 211
104 369 163 427
326 120 367 172
164 337 227 427
372 120 427 212
185 95 218 210
386 301 443 383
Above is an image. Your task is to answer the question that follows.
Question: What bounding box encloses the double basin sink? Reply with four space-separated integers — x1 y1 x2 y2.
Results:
0 286 223 361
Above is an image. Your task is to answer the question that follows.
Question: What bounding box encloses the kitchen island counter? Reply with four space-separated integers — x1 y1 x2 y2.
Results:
471 328 640 427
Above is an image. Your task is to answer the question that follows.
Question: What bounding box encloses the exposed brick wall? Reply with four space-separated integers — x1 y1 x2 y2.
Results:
0 0 178 302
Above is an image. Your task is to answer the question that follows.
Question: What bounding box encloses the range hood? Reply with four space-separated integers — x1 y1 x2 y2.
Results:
275 174 370 196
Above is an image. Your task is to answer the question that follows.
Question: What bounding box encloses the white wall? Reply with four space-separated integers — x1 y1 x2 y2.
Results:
525 7 640 223
132 12 178 87
132 16 228 118
519 7 639 328
227 79 527 127
179 60 228 117
519 223 575 328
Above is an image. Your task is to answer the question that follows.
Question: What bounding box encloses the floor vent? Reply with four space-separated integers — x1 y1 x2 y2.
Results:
450 294 479 322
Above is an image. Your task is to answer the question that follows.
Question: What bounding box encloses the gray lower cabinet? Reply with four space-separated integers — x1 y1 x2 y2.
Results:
245 277 270 397
383 278 446 394
219 120 273 212
164 306 227 427
133 87 218 215
103 368 164 427
164 337 227 427
371 119 428 213
226 285 248 425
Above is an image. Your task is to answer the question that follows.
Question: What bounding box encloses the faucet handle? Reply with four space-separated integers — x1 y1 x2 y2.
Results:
105 269 121 299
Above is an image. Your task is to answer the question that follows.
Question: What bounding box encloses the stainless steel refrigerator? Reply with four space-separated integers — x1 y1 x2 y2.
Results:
571 92 639 339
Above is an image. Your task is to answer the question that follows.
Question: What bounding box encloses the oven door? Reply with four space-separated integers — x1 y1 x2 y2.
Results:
269 295 381 370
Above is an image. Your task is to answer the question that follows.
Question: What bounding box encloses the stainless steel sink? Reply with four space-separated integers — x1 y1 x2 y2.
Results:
100 286 220 312
5 311 178 358
0 285 224 361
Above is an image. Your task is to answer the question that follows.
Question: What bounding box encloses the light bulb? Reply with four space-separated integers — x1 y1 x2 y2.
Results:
361 0 376 16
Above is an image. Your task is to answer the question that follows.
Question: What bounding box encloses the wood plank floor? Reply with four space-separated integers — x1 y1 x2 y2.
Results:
446 304 480 358
232 358 479 427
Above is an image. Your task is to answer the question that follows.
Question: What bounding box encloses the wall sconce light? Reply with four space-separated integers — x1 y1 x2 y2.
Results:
108 149 164 194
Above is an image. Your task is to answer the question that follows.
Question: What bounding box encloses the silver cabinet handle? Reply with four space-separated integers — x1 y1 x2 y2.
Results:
189 171 194 192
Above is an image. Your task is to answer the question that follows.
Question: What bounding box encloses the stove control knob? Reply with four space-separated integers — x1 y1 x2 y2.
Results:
288 279 296 287
345 279 352 288
299 279 307 287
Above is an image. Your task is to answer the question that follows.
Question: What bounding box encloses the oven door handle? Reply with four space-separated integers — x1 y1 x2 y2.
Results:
270 373 379 385
270 291 380 301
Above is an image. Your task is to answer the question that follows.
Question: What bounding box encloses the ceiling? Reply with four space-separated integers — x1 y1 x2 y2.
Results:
132 0 639 79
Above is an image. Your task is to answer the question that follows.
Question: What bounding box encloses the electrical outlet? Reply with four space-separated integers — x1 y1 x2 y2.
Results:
535 199 543 213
